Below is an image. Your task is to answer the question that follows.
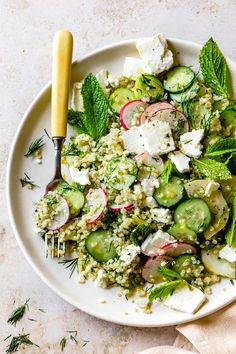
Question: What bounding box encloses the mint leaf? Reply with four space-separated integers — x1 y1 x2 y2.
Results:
148 280 183 302
160 160 173 184
226 193 236 246
206 138 236 157
199 37 230 98
193 157 232 180
81 73 109 140
158 267 182 280
68 109 88 135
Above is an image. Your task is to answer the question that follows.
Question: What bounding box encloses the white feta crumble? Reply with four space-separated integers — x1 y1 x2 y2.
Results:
141 230 175 256
69 166 90 185
71 82 83 111
106 73 119 88
168 151 190 173
123 57 151 79
120 245 140 265
145 196 158 208
95 269 108 288
180 129 205 158
164 285 206 314
95 69 111 95
122 126 146 154
204 180 220 197
151 208 172 224
141 178 160 196
136 33 174 74
219 245 236 263
134 298 151 313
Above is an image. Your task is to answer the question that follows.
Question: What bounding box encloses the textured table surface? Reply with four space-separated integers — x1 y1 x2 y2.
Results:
1 0 236 353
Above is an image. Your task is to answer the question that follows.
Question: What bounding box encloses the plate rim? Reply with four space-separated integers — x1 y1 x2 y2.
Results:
6 36 236 327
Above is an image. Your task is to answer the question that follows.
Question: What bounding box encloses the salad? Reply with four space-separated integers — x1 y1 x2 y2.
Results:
32 33 236 315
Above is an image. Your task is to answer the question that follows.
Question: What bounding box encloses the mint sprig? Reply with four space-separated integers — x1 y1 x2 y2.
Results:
148 280 183 302
205 138 236 157
193 157 232 180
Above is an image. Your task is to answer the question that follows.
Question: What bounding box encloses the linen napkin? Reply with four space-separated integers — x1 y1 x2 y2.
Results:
137 301 236 354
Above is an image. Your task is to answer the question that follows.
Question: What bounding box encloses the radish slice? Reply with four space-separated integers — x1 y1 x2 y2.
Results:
142 255 173 284
110 202 134 211
140 102 175 124
120 100 149 130
141 108 189 137
47 194 70 231
134 152 164 172
160 242 197 258
83 188 107 224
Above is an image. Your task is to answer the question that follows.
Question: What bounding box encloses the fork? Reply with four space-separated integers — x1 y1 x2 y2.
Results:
45 30 73 258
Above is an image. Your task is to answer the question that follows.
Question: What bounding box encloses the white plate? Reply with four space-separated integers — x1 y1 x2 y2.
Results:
6 37 236 327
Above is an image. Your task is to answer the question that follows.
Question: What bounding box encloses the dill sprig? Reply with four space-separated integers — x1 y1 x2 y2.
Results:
20 173 39 189
24 136 45 157
67 330 78 343
60 337 67 352
5 333 39 354
62 142 82 156
7 299 29 326
58 258 78 278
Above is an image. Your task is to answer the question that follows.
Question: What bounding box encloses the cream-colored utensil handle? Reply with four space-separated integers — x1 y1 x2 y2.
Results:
51 30 73 137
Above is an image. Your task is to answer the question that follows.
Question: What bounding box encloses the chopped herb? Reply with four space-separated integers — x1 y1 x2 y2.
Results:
5 333 39 354
82 340 89 348
58 258 78 278
60 337 67 352
28 318 37 322
20 174 39 189
24 136 45 157
44 128 51 139
4 335 12 342
160 160 173 184
7 299 29 326
38 308 45 313
67 330 78 343
62 142 82 156
230 279 235 286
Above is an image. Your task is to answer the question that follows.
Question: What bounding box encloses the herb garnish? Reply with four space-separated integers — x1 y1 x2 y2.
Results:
225 192 236 246
24 136 45 157
58 258 78 278
20 173 39 189
44 128 51 139
148 280 183 302
158 267 182 280
60 337 67 352
193 157 232 180
160 160 173 184
130 223 151 246
205 137 236 157
7 299 29 326
62 142 82 156
67 330 78 343
200 37 230 98
5 333 39 354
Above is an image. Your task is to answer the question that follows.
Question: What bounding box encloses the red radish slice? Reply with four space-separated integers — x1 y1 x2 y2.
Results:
160 242 197 258
120 100 149 130
110 202 134 211
140 102 175 124
83 188 107 224
142 255 173 284
47 194 70 231
134 152 164 172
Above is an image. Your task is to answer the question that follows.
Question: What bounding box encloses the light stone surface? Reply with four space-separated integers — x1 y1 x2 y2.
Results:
1 0 236 353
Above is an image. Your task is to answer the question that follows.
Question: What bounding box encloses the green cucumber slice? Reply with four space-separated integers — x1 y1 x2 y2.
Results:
154 176 184 207
220 108 236 136
164 66 195 93
170 79 200 102
109 88 135 113
171 254 203 281
168 223 198 244
63 190 84 217
134 74 164 102
105 157 137 190
85 230 117 262
174 198 211 233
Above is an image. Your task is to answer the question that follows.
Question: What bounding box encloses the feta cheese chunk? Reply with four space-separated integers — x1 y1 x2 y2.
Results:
69 166 90 185
151 208 172 224
164 285 206 314
141 178 159 196
141 230 175 256
168 151 190 173
120 245 140 265
136 33 174 74
219 245 236 263
140 121 175 156
71 82 83 111
123 57 150 79
204 180 220 197
95 269 108 288
122 126 146 154
145 196 158 208
180 129 204 158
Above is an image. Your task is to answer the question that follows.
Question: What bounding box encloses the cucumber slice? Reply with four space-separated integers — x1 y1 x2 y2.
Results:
85 230 117 262
109 88 135 113
63 190 84 217
164 66 195 93
201 245 236 278
170 79 200 102
220 108 236 136
154 176 184 207
174 198 211 233
105 157 137 190
134 74 164 102
171 254 203 281
168 224 198 244
130 222 151 246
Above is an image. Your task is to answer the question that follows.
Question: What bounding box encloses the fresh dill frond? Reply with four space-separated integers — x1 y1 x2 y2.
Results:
24 136 45 157
62 142 82 156
44 128 51 139
5 333 39 354
58 258 78 278
7 299 29 326
20 173 39 189
60 337 67 352
67 330 78 343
